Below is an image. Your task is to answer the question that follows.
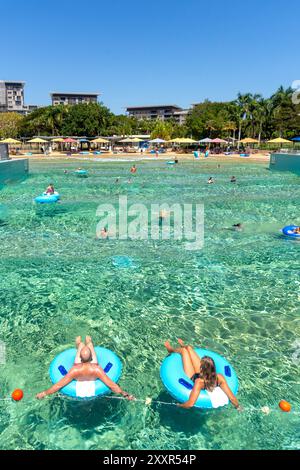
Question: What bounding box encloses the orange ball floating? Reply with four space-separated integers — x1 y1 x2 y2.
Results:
279 400 291 413
11 389 23 402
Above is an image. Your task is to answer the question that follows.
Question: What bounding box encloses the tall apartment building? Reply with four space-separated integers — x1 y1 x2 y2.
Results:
51 92 100 106
0 80 38 114
0 80 25 113
126 105 188 123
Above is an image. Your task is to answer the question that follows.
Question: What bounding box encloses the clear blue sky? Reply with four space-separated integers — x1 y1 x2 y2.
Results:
1 0 299 114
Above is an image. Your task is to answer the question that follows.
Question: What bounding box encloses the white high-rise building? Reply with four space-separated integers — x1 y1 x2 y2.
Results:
0 80 25 112
0 80 38 114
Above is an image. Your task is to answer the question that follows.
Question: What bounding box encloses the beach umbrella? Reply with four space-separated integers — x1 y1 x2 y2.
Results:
63 138 77 143
211 138 228 144
91 137 110 143
291 136 300 142
51 138 64 143
149 138 166 143
27 137 48 143
267 138 291 144
0 138 22 144
239 138 259 144
199 138 213 143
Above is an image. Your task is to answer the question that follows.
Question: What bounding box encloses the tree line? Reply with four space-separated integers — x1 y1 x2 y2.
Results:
0 86 299 142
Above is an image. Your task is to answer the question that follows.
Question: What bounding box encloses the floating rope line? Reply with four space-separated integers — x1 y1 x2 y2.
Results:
1 394 299 415
80 395 300 414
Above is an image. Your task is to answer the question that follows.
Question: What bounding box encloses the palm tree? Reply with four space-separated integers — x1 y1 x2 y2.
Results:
223 122 238 141
235 93 253 148
270 87 294 137
45 105 67 135
251 97 272 143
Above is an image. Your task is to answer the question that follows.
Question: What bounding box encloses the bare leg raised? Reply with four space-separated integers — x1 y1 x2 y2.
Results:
74 336 85 364
164 341 196 378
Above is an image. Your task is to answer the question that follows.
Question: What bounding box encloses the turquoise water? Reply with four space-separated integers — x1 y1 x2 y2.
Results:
0 159 299 450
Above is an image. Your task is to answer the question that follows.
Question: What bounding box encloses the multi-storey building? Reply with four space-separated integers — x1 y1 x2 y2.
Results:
51 92 100 106
0 80 38 114
126 104 188 123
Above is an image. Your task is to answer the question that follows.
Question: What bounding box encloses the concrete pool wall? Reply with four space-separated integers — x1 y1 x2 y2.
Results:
269 153 300 174
0 158 29 184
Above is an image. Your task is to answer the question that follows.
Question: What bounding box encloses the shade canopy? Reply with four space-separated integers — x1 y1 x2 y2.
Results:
240 138 259 144
119 137 143 143
291 136 300 142
64 138 77 143
0 138 22 144
149 138 166 143
27 137 48 143
91 137 109 143
169 138 197 144
267 138 291 144
51 138 64 142
211 138 228 144
199 138 213 143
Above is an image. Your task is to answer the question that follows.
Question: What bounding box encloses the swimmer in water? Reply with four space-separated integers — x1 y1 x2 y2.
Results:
164 339 241 410
159 209 169 225
45 184 55 194
115 178 120 184
64 170 68 174
230 176 237 183
207 177 214 184
36 336 135 400
130 165 137 174
95 227 109 240
292 226 300 234
100 227 109 239
233 223 243 231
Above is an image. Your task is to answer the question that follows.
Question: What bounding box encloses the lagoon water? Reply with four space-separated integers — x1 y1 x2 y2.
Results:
0 159 299 450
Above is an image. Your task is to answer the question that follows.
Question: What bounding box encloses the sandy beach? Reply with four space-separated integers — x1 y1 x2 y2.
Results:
11 151 271 164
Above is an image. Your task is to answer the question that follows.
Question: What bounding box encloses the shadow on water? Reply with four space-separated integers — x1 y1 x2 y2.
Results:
48 395 124 430
34 203 67 218
152 392 209 436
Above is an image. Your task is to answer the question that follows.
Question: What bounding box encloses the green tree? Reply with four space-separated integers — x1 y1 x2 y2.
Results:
186 101 231 139
150 120 174 140
270 87 300 138
19 107 54 136
44 105 68 135
0 113 23 138
61 103 113 136
235 93 253 147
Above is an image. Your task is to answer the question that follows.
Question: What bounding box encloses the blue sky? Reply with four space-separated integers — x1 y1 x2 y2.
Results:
1 0 299 113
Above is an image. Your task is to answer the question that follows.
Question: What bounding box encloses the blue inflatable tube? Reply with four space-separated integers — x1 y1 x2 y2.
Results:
35 192 60 204
166 161 176 165
160 348 238 409
49 347 122 399
281 225 300 239
75 169 88 176
112 256 135 268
